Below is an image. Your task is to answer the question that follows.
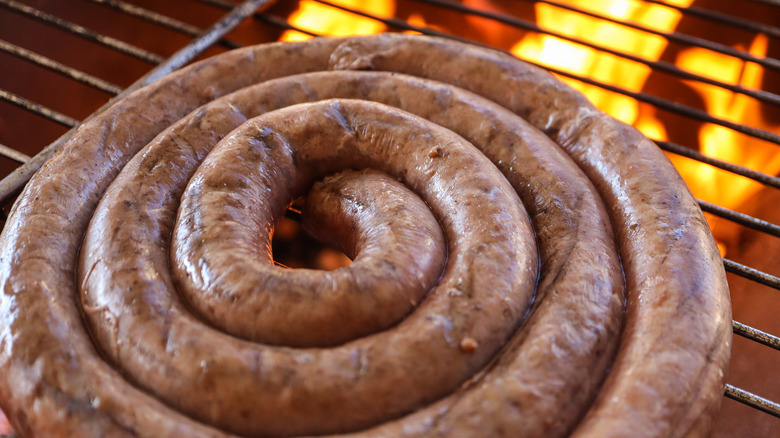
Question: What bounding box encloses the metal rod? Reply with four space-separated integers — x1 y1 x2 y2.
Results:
539 64 780 146
656 140 780 191
415 0 780 72
725 384 780 418
312 0 457 40
0 40 122 95
0 0 276 204
0 0 163 64
401 0 780 107
0 143 30 164
216 1 492 49
271 4 780 142
733 321 780 351
698 200 780 239
198 0 326 41
0 90 79 128
89 0 242 49
723 258 780 290
642 0 780 40
254 13 320 37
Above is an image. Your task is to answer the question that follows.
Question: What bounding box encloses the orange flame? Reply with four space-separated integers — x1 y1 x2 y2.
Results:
277 0 776 254
511 0 691 126
507 1 776 253
671 35 775 206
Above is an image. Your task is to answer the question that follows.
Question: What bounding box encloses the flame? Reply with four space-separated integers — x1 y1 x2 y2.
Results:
511 0 690 126
275 0 776 251
506 1 777 249
280 0 394 42
671 35 775 205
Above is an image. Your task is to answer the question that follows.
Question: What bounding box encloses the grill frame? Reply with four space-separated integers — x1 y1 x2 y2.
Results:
0 0 778 435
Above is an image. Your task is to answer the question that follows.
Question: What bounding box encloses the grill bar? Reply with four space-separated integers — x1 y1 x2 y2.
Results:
698 200 780 239
89 0 242 49
0 0 163 64
90 0 202 37
198 0 326 40
255 12 319 37
725 384 780 418
0 40 122 95
656 141 780 191
724 258 780 290
749 0 780 8
733 321 780 351
642 0 780 40
537 64 780 145
0 1 778 431
410 0 780 105
0 0 274 204
418 0 780 72
0 90 79 128
324 1 780 143
313 0 462 41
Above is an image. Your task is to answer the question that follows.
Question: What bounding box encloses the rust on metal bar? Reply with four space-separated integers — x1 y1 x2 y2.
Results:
657 141 780 190
0 144 31 164
723 258 780 290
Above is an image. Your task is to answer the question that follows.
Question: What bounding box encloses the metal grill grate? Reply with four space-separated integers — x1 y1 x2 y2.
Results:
0 0 778 436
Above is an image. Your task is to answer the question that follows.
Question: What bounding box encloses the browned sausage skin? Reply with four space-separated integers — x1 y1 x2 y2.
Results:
0 33 728 438
82 70 622 436
173 167 448 348
0 38 352 438
327 34 731 437
80 98 537 436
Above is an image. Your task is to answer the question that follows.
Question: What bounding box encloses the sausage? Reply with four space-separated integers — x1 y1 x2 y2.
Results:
0 33 728 438
0 39 348 438
80 98 537 436
81 69 623 436
174 166 448 348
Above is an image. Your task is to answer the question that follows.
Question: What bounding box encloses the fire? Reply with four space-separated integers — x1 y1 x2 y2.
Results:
670 34 776 212
510 0 691 126
279 0 393 42
506 1 776 250
275 0 776 253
